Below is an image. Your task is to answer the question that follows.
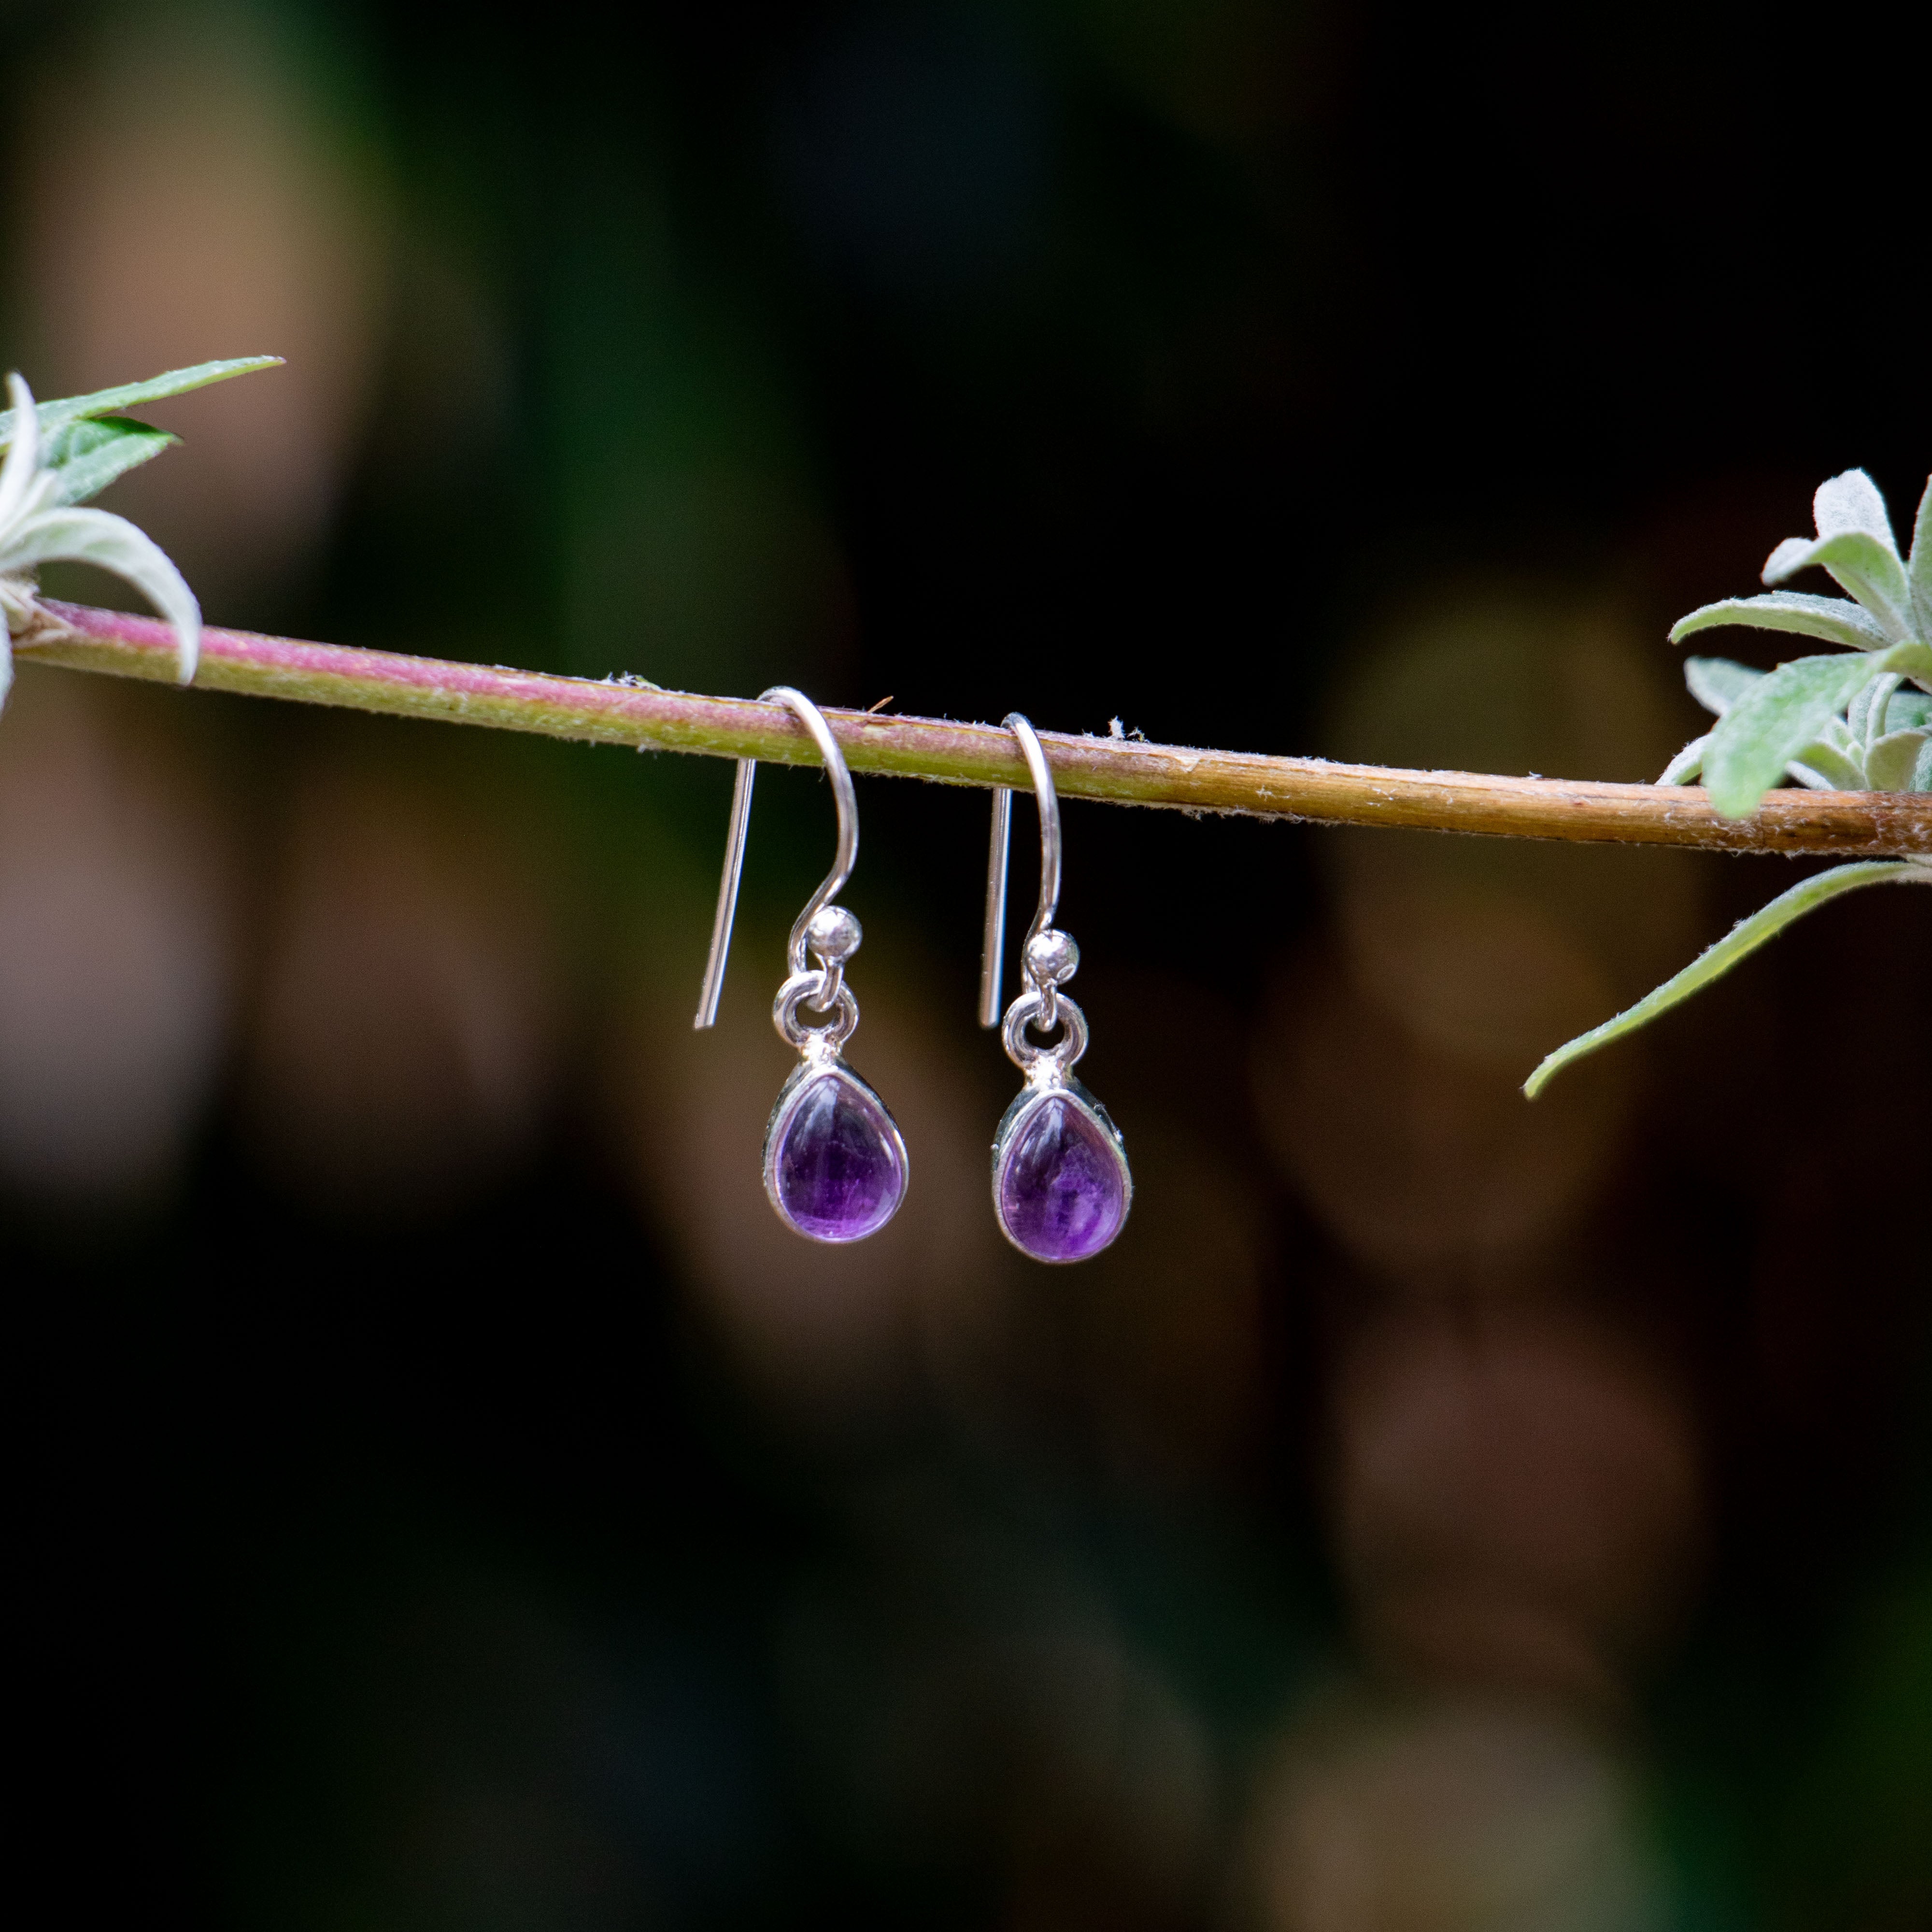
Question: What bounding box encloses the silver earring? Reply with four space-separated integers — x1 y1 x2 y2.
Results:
695 687 908 1244
980 714 1131 1263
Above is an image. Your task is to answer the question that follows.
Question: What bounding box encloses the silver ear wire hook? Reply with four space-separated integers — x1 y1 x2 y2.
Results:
694 686 857 1029
699 689 905 1244
977 786 1011 1028
979 713 1064 1026
980 712 1126 1264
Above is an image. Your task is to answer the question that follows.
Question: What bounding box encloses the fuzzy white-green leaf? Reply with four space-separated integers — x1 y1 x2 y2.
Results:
0 506 200 682
1657 735 1709 784
1911 477 1932 639
0 373 46 528
1892 690 1932 732
1524 861 1929 1098
1702 651 1890 816
1684 655 1763 716
41 417 178 507
1850 672 1902 746
0 617 14 706
1786 724 1866 791
1885 638 1932 685
1670 590 1890 655
1866 729 1930 791
1762 530 1914 641
1810 469 1898 549
0 356 282 446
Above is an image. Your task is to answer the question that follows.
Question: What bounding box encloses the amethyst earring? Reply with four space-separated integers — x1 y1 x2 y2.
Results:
979 714 1131 1264
695 687 907 1244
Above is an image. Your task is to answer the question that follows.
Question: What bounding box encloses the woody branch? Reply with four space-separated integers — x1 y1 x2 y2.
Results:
17 598 1931 859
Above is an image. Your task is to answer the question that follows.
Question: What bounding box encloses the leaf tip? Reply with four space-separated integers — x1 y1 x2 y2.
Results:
1705 785 1764 822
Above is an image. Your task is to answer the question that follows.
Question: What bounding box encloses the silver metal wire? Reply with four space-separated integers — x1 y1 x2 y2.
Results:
978 713 1062 1025
774 972 860 1050
695 757 757 1029
977 787 1012 1027
693 685 858 1030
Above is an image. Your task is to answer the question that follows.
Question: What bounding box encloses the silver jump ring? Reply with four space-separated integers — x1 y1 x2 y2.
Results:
775 971 859 1049
1002 986 1088 1075
812 955 847 1014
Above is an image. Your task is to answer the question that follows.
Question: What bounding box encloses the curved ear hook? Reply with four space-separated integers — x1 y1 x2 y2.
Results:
978 712 1062 1026
694 685 858 1030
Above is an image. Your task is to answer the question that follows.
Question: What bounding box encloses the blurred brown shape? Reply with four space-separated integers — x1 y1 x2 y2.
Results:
1255 583 1709 1290
1319 585 1703 1040
1064 0 1328 150
1252 945 1634 1285
1336 881 1617 1072
17 6 391 611
242 758 563 1218
1249 1693 1661 1932
1324 589 1687 793
1333 1312 1701 1703
616 932 1013 1420
0 669 236 1213
1040 1112 1271 1491
1321 583 1716 1051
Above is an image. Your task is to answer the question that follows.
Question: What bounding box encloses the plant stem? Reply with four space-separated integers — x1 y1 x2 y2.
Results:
18 597 1932 858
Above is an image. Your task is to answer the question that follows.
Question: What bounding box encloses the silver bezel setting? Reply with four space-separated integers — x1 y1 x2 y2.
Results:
762 1041 909 1245
990 993 1132 1264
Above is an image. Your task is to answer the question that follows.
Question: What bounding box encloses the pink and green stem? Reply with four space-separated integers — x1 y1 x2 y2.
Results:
17 597 1931 859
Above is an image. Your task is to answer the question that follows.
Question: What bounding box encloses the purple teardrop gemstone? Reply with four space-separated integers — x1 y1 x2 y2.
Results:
767 1067 906 1242
995 1091 1129 1263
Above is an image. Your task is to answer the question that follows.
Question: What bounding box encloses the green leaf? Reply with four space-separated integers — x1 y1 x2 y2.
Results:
1762 529 1914 640
1670 590 1889 654
1684 655 1763 715
1891 690 1932 731
1524 861 1928 1098
1917 737 1932 791
1702 652 1887 816
0 374 46 527
0 355 282 444
1887 638 1932 683
1787 723 1866 791
1911 476 1932 638
1703 642 1932 816
1811 468 1898 550
1849 672 1901 745
1658 734 1709 784
0 505 200 682
1867 729 1929 791
40 416 178 507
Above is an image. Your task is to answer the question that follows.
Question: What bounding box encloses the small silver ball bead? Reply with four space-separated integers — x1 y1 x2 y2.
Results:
1025 928 1079 985
808 904 863 963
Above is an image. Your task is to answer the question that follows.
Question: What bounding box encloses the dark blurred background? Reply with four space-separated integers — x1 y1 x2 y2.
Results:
2 3 1926 1929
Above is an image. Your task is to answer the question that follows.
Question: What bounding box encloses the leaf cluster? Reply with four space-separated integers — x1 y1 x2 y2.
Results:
1528 468 1931 1098
0 357 280 702
1660 470 1932 816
